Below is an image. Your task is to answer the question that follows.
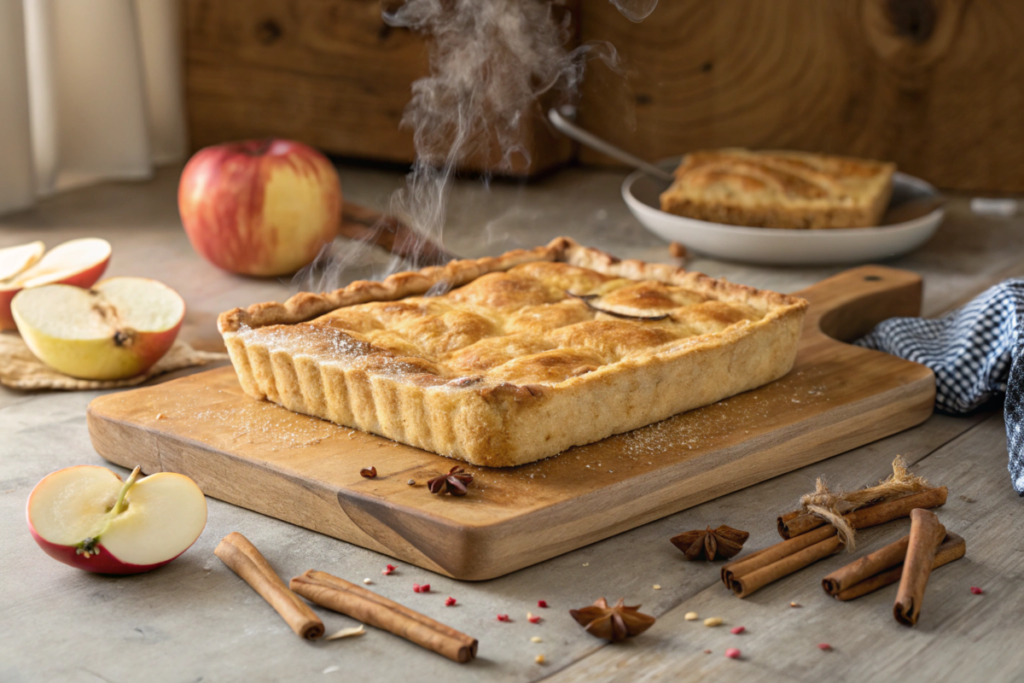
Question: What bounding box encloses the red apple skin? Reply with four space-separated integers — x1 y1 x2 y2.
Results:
27 525 179 575
134 319 183 370
178 139 341 277
0 254 109 331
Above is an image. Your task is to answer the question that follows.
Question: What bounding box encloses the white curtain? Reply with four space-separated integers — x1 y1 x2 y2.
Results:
0 0 187 215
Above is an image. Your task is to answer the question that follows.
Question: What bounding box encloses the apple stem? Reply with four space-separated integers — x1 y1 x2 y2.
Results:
77 466 142 557
111 466 142 516
250 138 273 156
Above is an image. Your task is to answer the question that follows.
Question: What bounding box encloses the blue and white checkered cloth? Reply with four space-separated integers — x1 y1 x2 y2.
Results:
855 279 1024 493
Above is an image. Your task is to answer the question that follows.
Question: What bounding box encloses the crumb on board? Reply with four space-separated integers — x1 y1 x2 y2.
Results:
669 241 688 260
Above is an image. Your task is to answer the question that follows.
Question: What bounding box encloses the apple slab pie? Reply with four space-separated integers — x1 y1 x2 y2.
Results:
219 238 807 467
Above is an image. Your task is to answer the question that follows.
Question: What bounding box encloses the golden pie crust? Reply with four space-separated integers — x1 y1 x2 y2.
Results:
660 149 895 229
219 238 807 467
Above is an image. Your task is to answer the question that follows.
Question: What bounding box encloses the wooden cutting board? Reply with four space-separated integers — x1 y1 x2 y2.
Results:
87 266 935 580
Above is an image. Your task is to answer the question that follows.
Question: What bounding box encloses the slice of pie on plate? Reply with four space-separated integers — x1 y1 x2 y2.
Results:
218 238 807 467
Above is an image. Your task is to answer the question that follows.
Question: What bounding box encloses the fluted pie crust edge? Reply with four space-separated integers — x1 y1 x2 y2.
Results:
218 238 808 467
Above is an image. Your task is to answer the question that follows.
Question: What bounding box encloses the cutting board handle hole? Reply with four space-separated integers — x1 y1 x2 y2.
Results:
864 275 882 281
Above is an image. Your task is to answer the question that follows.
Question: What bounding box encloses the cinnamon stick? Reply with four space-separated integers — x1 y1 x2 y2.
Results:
823 523 945 597
290 570 477 663
833 532 965 601
214 532 324 640
845 487 947 530
777 510 829 539
778 487 948 539
730 533 844 598
894 508 945 625
722 525 837 590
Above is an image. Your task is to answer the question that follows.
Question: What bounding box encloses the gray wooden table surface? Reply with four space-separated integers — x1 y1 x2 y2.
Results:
1 165 1022 682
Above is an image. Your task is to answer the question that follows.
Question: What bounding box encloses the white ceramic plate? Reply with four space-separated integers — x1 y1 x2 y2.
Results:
622 159 944 266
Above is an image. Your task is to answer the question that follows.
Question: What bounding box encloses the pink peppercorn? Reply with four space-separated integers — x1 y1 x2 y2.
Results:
445 597 457 606
971 587 984 595
421 584 430 593
730 626 745 634
382 564 396 575
528 614 541 624
497 614 510 622
412 583 421 592
537 600 548 608
818 643 832 651
725 648 741 659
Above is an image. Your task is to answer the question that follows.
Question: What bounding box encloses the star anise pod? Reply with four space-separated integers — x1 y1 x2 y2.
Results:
670 525 749 561
569 597 656 642
427 466 473 496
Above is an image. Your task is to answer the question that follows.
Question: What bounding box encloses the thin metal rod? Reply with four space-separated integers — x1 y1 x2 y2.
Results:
548 108 675 182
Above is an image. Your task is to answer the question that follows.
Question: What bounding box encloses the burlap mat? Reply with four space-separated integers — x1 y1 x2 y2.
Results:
0 333 227 390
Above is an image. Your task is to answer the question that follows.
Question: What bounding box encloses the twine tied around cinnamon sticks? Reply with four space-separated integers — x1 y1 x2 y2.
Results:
779 456 932 551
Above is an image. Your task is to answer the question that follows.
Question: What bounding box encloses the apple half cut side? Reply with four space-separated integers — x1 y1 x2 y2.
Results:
27 465 208 575
0 241 45 282
12 276 185 380
0 238 111 330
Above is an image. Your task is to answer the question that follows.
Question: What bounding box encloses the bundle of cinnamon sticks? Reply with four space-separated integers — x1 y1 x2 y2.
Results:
722 487 948 598
215 533 477 663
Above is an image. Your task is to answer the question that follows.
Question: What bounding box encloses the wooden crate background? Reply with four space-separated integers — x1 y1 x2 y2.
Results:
185 0 1024 191
183 0 573 176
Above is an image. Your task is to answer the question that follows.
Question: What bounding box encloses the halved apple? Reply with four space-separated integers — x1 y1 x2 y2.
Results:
0 241 45 281
27 465 208 574
12 276 185 380
0 238 111 330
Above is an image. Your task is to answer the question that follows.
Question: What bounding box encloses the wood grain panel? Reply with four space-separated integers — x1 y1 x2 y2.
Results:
577 0 1024 192
183 0 574 175
185 0 425 161
87 267 935 580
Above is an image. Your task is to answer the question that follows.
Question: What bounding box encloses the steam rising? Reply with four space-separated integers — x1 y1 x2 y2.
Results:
609 0 658 22
295 0 657 293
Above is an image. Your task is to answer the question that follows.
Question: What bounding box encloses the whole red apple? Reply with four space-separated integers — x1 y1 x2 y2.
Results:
178 139 341 276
